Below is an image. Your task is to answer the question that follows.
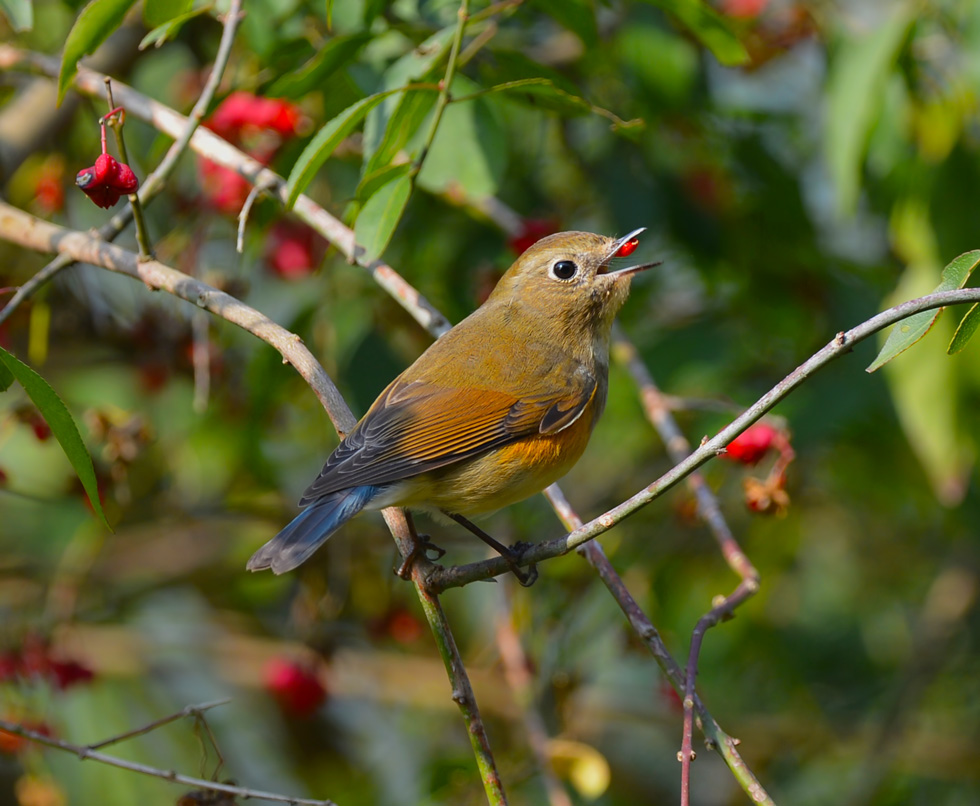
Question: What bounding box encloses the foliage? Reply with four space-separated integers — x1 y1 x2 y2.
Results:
1 0 980 805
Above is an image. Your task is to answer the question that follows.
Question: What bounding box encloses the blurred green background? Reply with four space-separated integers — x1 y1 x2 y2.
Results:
2 0 980 804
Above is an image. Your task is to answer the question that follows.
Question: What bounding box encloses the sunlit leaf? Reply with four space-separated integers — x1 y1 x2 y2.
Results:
826 7 914 214
415 78 506 200
948 303 980 355
0 0 32 31
285 90 405 209
638 0 748 66
354 173 412 264
143 0 190 29
58 0 138 104
356 162 413 205
868 250 980 372
0 347 109 528
361 89 437 182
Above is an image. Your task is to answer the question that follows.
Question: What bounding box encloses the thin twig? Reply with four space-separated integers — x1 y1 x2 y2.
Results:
544 484 776 806
0 718 336 806
86 698 231 750
103 80 153 259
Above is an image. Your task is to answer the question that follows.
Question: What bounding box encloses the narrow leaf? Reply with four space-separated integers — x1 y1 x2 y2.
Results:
361 89 437 180
0 0 32 31
356 162 413 205
139 6 209 50
868 250 980 371
354 174 412 264
267 31 373 98
58 0 138 104
143 0 190 29
0 347 109 528
0 359 12 392
285 91 400 209
638 0 748 66
948 303 980 355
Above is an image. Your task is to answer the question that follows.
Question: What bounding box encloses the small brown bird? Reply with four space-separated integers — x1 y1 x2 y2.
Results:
248 229 656 581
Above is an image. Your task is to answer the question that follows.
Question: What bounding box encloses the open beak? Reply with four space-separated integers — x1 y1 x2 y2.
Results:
601 227 662 277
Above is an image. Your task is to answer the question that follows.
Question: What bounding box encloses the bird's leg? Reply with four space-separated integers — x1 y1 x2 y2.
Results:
394 510 446 580
442 511 539 587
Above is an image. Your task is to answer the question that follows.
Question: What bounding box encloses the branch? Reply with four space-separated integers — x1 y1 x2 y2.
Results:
0 3 243 326
0 201 356 437
0 718 336 806
424 286 980 588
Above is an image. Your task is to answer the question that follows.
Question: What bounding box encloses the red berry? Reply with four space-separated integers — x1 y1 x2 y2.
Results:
615 238 639 258
264 658 327 717
723 423 778 465
265 221 324 279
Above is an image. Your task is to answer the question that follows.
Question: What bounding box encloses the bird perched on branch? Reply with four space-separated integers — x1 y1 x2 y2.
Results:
248 228 657 584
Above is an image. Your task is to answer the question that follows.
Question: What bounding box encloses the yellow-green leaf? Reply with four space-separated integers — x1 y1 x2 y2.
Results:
868 250 980 371
0 347 110 528
948 303 980 355
58 0 138 104
354 173 412 264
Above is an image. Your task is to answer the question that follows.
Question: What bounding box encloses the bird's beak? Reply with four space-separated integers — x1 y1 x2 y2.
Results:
600 227 661 277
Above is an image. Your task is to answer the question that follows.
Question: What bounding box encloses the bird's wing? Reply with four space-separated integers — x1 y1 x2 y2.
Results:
298 369 596 504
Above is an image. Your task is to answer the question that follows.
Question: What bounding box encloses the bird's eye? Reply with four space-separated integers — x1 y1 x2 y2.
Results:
551 260 578 280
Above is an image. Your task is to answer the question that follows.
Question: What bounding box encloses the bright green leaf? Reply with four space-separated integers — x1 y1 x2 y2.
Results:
139 5 209 49
143 0 190 29
868 250 980 372
638 0 748 67
948 303 980 355
826 6 914 214
267 31 373 98
58 0 138 104
0 347 110 528
285 90 404 209
362 89 437 180
354 173 412 264
0 0 32 31
415 78 506 200
356 162 413 205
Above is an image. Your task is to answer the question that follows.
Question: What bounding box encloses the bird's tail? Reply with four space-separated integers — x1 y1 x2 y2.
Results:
247 486 378 574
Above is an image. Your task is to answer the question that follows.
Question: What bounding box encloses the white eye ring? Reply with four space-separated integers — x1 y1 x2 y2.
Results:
550 259 578 281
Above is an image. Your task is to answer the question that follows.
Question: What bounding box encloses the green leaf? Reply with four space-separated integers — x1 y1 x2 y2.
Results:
58 0 138 104
354 173 412 264
0 347 109 528
415 77 507 200
361 88 437 180
948 303 980 355
267 31 373 98
0 0 32 31
139 5 209 49
356 162 413 205
362 26 456 165
463 78 643 131
638 0 748 67
285 90 403 209
868 250 980 372
143 0 190 29
825 6 914 214
0 359 12 392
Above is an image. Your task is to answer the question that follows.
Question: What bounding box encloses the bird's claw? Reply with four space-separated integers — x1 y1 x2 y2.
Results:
394 532 445 580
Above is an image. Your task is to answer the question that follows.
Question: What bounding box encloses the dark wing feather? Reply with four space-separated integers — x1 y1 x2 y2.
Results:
298 371 596 505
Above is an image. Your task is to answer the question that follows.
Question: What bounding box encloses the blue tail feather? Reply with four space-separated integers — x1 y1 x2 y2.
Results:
247 486 379 574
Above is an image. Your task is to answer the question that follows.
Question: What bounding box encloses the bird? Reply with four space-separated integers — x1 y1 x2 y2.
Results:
248 228 657 583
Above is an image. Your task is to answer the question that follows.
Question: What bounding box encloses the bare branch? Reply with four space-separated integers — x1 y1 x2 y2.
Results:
0 718 336 806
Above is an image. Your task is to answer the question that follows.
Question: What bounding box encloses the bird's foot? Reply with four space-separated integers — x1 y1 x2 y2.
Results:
503 542 538 587
394 532 446 580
